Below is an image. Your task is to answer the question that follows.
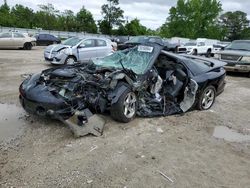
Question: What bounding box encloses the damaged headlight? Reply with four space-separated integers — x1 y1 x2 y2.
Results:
57 48 71 55
21 73 41 90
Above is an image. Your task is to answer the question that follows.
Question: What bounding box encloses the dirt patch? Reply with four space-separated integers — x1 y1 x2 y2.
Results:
0 48 249 188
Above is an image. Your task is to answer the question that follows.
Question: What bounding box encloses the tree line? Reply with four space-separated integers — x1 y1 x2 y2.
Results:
0 0 250 40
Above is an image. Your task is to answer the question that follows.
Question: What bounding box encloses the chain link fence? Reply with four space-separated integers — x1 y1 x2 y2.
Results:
0 26 111 39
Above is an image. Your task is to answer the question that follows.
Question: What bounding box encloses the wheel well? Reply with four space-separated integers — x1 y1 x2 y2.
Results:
67 55 77 61
211 84 218 92
24 42 31 46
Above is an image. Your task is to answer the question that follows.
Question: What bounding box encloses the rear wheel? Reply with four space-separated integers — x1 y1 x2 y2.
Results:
64 56 77 65
110 88 137 123
23 42 32 50
197 85 216 110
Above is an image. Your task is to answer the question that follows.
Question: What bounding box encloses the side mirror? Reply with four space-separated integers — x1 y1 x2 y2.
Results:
78 44 85 48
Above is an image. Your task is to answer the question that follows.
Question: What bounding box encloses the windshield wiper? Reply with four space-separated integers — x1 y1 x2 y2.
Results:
118 59 136 80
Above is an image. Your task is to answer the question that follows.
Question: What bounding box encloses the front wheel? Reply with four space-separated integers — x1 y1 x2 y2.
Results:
23 42 32 50
206 49 212 57
192 49 198 55
64 56 77 65
197 85 216 110
110 88 137 123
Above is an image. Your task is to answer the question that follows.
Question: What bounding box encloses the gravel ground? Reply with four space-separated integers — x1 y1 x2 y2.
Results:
0 47 249 188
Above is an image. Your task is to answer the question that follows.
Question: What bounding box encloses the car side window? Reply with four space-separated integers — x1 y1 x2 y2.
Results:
14 33 25 38
50 35 56 40
197 42 205 46
81 39 95 48
96 39 107 47
0 33 12 38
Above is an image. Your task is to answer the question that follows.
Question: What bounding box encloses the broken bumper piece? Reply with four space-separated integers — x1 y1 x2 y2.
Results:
60 109 105 137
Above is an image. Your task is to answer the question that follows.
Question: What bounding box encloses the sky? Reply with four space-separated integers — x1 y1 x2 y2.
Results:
5 0 250 29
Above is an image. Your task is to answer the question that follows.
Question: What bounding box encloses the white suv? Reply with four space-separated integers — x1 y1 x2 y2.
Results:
178 39 218 57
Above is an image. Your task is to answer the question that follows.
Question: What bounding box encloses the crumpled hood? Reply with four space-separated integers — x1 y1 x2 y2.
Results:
216 50 250 56
45 44 71 52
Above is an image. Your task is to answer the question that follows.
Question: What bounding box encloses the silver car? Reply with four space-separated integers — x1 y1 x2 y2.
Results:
44 37 113 65
0 32 36 50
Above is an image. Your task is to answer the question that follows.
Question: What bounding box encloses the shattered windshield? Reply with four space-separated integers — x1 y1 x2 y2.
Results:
225 41 250 51
185 42 196 46
93 46 154 74
62 37 82 46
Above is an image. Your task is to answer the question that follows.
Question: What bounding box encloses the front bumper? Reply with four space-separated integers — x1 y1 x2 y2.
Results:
19 80 74 119
31 41 36 47
224 65 250 73
44 51 67 65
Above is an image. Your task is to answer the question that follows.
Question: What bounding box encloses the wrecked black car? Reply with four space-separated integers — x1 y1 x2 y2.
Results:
19 44 226 124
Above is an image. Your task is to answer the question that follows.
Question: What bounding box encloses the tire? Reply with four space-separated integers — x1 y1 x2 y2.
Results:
110 88 137 123
64 56 77 65
23 42 32 50
192 49 198 55
206 49 212 57
197 85 216 110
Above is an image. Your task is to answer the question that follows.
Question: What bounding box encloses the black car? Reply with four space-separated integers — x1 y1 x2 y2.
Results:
19 43 226 123
35 34 61 46
117 36 166 50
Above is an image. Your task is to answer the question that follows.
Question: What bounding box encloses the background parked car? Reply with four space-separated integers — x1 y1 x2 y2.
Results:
44 37 113 65
212 41 231 54
35 34 61 46
178 38 219 57
117 36 165 50
0 32 36 50
214 40 250 77
117 36 177 52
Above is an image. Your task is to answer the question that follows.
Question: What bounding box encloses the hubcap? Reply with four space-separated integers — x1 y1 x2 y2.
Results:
123 92 136 118
202 89 215 109
66 58 76 65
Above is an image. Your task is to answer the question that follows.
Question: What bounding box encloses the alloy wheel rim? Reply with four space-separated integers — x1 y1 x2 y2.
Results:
123 92 136 118
67 58 76 65
202 89 215 109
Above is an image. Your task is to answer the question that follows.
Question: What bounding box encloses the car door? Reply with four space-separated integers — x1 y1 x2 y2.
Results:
0 33 13 48
96 39 110 58
77 39 96 62
13 33 26 47
197 42 206 54
40 34 47 45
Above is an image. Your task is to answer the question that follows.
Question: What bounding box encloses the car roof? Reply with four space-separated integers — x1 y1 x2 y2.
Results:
73 36 111 41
